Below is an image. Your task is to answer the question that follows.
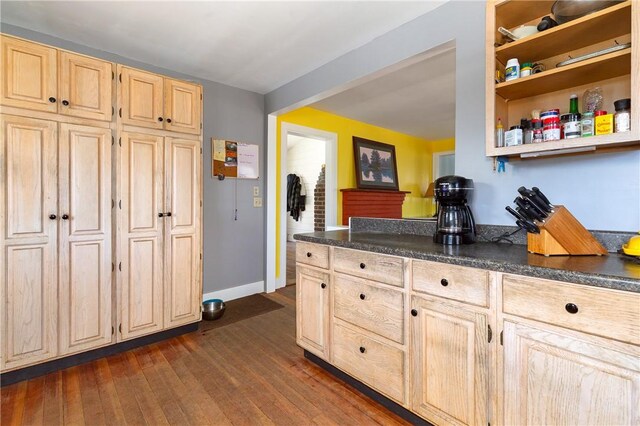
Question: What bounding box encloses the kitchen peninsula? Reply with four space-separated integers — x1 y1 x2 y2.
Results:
294 218 640 426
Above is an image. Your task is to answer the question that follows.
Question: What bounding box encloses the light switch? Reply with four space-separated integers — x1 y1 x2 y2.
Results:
253 197 263 208
253 186 260 196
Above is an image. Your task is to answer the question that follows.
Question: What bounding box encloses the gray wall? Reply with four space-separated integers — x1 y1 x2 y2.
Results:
1 23 266 294
266 1 639 232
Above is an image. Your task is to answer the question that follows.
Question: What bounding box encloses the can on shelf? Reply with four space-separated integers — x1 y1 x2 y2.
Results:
561 113 581 139
543 117 561 141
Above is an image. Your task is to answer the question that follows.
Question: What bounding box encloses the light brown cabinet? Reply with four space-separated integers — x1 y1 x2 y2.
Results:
501 320 640 425
1 36 57 113
498 273 640 425
485 1 639 158
296 264 330 360
119 66 201 135
410 296 490 426
1 33 203 373
58 52 113 121
296 242 640 425
1 35 113 121
0 115 112 370
119 132 201 340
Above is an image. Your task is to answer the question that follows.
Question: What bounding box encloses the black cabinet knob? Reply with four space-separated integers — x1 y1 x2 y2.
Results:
359 346 366 354
359 262 366 269
158 117 164 122
48 97 56 103
441 278 449 287
359 293 366 300
565 303 579 314
411 309 418 317
61 100 69 106
49 214 57 220
158 213 164 217
166 212 172 217
166 118 172 123
306 252 312 257
61 214 69 220
321 283 326 289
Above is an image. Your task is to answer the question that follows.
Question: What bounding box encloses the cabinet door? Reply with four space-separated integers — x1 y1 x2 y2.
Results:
120 67 163 130
410 296 489 426
59 52 113 121
296 265 330 360
1 36 57 112
0 115 58 371
120 132 164 340
164 137 201 327
164 79 201 135
58 124 112 355
502 320 640 425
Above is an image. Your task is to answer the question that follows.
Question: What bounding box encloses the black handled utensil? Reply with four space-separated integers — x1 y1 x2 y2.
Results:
532 187 554 209
518 186 552 214
506 206 540 234
514 197 545 222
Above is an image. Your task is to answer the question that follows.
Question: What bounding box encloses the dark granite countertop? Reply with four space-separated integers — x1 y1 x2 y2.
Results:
294 230 640 293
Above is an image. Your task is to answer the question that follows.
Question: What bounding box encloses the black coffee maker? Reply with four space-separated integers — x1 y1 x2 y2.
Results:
434 175 476 244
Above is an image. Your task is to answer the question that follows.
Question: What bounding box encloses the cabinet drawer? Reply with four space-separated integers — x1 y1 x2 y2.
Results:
413 260 490 307
296 242 329 269
502 274 640 345
334 247 404 287
332 322 405 404
334 274 404 343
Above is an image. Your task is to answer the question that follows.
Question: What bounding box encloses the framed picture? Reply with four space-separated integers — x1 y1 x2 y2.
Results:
353 136 399 191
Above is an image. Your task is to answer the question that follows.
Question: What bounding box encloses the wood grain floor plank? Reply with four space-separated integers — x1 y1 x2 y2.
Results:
106 353 149 426
92 358 127 426
122 351 170 426
41 371 63 426
21 375 45 426
61 366 85 426
77 363 106 425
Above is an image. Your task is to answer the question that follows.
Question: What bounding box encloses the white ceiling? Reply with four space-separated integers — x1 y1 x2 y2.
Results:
310 47 456 140
0 1 446 94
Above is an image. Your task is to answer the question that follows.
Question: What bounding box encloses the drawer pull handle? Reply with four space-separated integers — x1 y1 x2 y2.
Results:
565 303 579 314
321 283 326 289
306 252 312 258
440 278 449 287
411 309 418 317
359 346 366 354
48 97 56 103
359 293 366 300
360 263 366 269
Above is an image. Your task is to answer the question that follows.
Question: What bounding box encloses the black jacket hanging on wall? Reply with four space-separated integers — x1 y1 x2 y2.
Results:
287 173 306 221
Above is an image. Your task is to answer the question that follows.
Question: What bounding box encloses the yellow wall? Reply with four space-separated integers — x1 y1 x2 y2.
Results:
276 107 455 277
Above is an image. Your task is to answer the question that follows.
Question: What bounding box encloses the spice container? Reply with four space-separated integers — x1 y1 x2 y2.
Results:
614 98 631 133
581 112 594 137
520 62 532 77
532 119 543 143
505 58 520 82
595 110 613 135
543 117 561 141
540 109 560 122
561 113 581 139
505 126 523 146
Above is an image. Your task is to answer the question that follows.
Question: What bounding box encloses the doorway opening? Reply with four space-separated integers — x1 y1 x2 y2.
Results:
279 123 337 289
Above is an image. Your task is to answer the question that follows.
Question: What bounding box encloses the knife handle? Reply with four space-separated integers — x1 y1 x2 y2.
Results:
532 187 553 206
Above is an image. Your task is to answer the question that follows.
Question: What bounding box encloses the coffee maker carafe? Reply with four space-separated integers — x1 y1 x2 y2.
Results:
434 175 476 244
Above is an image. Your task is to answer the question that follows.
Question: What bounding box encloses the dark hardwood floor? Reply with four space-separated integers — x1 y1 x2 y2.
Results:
1 287 409 426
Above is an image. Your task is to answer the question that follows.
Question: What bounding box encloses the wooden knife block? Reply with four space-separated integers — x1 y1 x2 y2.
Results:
527 206 607 256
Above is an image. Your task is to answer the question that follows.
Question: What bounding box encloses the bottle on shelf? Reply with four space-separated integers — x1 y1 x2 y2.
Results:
569 94 579 114
496 118 505 147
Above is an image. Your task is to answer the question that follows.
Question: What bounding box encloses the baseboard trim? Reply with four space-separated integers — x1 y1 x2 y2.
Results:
202 280 265 302
1 323 198 387
304 350 432 426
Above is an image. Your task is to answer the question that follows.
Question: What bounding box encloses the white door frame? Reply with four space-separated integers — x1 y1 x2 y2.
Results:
276 122 337 289
433 150 455 180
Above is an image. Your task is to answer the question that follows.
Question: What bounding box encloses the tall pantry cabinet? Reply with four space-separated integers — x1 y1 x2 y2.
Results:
0 34 203 373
